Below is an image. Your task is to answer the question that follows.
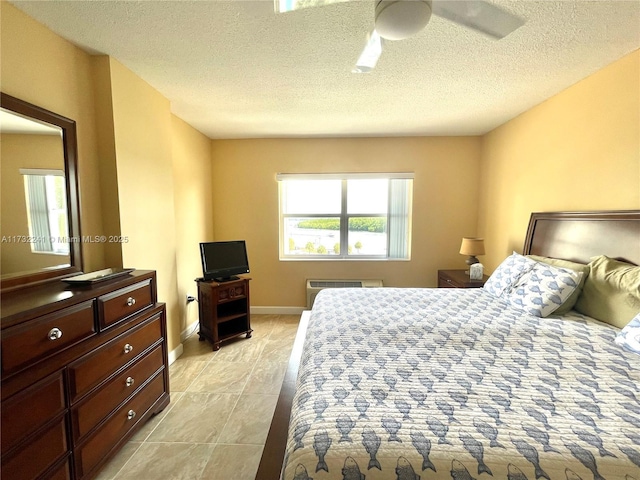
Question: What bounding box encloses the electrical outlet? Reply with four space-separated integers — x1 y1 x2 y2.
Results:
186 294 196 304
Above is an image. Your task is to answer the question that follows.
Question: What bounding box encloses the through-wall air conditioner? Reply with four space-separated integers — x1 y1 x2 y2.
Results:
306 279 384 309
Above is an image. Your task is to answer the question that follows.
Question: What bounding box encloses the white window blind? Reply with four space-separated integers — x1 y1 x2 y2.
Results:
21 169 69 255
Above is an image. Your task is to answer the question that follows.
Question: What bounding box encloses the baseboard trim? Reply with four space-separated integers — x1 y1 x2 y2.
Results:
251 306 306 315
168 343 183 366
169 320 200 365
181 320 199 342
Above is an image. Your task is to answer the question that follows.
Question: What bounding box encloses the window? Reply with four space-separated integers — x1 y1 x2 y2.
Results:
277 173 413 259
21 169 69 255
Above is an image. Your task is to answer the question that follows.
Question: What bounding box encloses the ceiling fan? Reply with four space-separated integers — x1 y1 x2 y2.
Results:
275 0 525 73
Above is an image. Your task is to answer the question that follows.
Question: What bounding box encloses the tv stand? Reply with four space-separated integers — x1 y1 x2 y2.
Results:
213 275 240 283
196 277 252 351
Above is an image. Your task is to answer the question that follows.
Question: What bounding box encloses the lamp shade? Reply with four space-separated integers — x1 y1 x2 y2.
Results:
459 237 485 256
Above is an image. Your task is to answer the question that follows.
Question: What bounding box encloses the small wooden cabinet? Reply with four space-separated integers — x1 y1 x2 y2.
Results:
1 270 169 480
438 269 489 288
197 277 252 351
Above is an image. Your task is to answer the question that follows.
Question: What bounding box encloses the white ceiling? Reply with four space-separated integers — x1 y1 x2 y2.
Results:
11 0 640 139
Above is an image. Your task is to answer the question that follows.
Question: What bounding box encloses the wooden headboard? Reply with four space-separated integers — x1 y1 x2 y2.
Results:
523 210 640 266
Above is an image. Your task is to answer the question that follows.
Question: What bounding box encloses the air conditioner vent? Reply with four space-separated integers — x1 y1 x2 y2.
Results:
309 281 364 288
306 279 383 309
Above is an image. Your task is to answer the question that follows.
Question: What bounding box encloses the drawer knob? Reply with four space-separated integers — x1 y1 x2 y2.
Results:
48 327 63 341
123 343 134 354
127 410 136 420
126 376 135 387
126 296 136 307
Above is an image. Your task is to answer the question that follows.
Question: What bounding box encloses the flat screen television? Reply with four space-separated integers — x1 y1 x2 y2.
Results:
199 240 250 282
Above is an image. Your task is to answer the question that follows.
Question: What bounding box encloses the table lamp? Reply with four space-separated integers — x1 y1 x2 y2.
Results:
460 237 485 265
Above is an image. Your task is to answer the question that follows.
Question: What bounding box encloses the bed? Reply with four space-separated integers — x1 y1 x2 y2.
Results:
257 210 640 480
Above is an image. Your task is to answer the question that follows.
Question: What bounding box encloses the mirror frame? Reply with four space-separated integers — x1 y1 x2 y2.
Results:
1 92 83 291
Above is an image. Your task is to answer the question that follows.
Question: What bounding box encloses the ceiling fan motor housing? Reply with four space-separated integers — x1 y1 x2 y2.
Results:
375 0 433 40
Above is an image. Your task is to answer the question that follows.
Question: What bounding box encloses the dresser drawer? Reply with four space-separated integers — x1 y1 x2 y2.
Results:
46 458 72 480
98 279 153 330
437 270 487 289
1 301 96 374
68 314 163 402
1 371 65 453
1 414 68 480
74 373 165 478
217 281 247 301
438 274 460 288
71 345 164 440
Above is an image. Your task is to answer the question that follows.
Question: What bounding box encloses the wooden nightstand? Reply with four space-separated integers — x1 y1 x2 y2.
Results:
438 269 489 288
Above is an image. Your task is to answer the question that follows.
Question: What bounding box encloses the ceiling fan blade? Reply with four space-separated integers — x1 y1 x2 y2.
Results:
275 0 350 14
353 30 383 73
432 0 525 39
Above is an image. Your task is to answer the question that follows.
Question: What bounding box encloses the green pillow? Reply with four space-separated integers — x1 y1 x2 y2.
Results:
574 255 640 328
527 255 589 315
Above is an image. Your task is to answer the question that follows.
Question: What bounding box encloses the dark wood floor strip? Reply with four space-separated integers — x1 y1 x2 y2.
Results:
255 312 309 480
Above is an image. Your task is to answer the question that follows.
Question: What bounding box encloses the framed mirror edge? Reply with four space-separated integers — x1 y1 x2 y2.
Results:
1 92 84 292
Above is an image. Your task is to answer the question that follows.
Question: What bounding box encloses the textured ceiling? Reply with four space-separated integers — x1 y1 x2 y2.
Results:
10 0 640 139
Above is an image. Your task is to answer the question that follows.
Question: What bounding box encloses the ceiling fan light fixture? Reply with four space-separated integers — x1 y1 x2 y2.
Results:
353 30 383 73
375 0 432 40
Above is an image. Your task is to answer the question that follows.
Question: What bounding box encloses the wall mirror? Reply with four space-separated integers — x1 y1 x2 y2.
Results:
1 93 83 291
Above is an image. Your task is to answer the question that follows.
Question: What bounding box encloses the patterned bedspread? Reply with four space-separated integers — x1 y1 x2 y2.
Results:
282 288 640 480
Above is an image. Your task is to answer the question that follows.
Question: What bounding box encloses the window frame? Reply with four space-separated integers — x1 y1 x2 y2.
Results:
277 172 413 261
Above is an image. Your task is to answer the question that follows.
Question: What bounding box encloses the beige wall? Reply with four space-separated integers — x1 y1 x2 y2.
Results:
91 56 124 269
0 2 105 271
172 115 215 333
211 137 482 306
477 50 640 271
107 58 181 351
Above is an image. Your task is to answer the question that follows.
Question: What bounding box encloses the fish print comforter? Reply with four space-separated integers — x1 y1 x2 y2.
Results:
281 288 640 480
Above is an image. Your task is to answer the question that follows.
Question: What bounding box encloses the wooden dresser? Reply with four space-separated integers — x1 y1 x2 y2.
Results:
1 270 170 480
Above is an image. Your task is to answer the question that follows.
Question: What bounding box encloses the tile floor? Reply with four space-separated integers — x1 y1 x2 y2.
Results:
95 314 301 480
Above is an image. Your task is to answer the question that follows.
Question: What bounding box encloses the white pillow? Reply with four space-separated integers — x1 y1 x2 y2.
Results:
507 262 584 317
484 252 537 298
615 312 640 355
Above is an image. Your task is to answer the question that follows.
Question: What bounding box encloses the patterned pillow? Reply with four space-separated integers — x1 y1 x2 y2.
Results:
526 255 589 315
484 252 537 298
615 313 640 355
507 262 584 317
